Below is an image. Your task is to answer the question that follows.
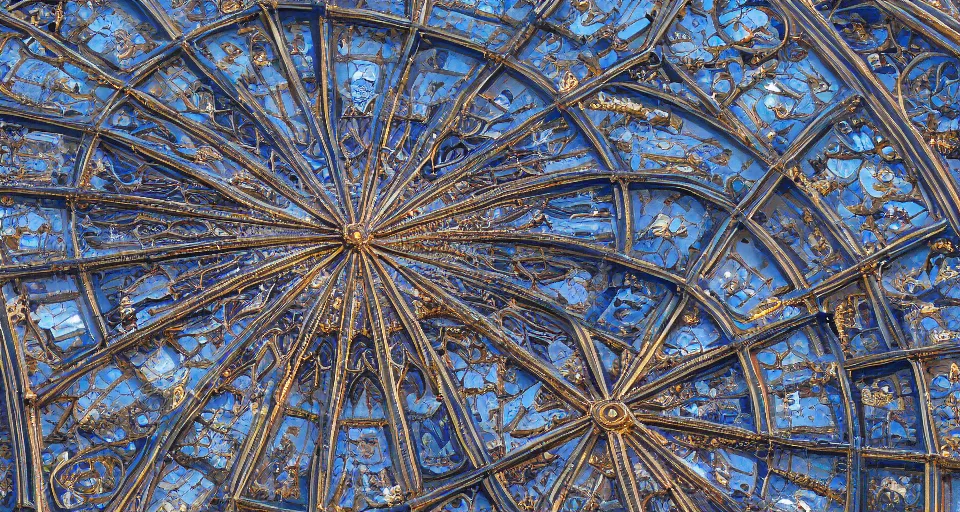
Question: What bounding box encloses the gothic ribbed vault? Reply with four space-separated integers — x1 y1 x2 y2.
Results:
2 0 960 511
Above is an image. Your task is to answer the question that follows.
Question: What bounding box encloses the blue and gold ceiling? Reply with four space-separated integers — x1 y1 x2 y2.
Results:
0 0 960 511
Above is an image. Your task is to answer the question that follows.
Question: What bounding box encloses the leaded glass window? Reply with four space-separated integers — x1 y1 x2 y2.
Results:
0 0 960 511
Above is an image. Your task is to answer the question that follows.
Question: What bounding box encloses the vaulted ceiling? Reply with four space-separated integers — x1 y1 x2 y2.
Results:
1 0 960 511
